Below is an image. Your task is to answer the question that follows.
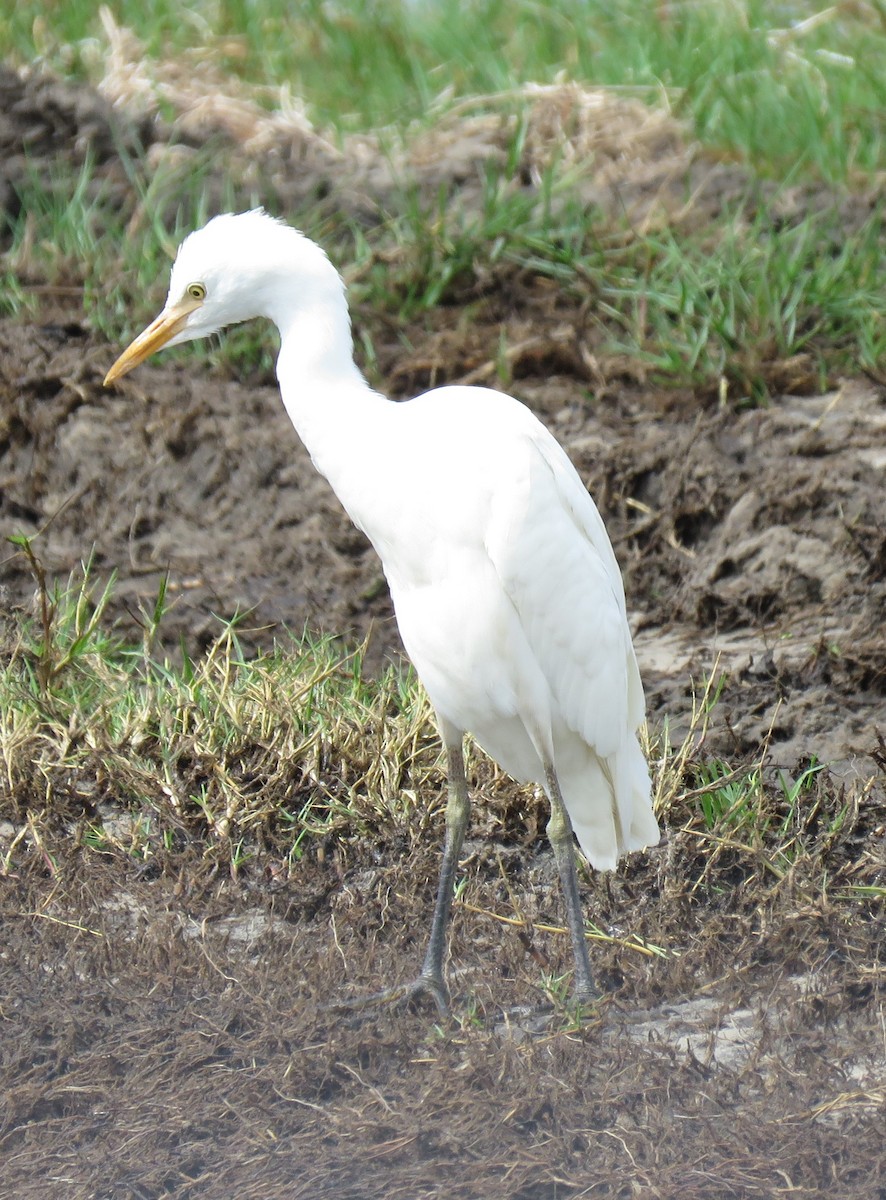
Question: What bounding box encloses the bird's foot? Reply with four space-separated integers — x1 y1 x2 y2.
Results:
573 982 600 1007
328 972 451 1019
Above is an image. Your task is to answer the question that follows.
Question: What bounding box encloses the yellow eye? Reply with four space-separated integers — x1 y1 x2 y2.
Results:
187 282 206 301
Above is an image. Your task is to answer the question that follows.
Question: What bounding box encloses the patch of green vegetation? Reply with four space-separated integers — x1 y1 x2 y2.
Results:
627 207 886 391
361 174 886 390
642 665 869 901
3 154 190 325
6 1 886 181
5 137 882 394
0 555 868 921
2 146 279 375
0 547 440 875
692 758 764 833
3 4 883 392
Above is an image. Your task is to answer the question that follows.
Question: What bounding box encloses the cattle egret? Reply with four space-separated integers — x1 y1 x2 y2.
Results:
105 209 659 1014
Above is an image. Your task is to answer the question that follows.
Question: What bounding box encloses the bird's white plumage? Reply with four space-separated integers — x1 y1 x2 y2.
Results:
118 209 659 875
344 384 657 869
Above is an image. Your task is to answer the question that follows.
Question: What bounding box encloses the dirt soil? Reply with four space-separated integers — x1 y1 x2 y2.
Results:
1 63 885 1199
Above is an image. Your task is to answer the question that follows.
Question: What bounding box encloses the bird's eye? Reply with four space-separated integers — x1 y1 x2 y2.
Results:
187 282 206 301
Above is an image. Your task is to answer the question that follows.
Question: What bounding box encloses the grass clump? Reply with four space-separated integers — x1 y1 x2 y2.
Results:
6 1 886 181
0 555 442 876
364 182 886 392
3 5 884 393
644 665 879 910
1 557 878 929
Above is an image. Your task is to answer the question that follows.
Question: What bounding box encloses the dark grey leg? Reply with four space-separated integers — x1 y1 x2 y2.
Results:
414 737 471 1011
544 763 596 1002
331 730 469 1018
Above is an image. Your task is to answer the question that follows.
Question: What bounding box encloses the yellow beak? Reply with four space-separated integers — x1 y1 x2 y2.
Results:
103 295 203 386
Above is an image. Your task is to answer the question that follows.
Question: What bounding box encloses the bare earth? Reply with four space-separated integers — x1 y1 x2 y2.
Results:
0 64 884 1199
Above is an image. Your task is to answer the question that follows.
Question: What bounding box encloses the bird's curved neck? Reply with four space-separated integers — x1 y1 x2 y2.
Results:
274 307 389 507
275 304 363 387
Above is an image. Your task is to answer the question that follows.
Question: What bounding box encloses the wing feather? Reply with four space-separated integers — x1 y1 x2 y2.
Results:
484 420 645 758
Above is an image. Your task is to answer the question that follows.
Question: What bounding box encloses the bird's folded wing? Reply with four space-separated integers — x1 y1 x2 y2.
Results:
483 426 645 759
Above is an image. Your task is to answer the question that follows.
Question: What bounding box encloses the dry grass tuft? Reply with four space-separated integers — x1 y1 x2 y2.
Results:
0 571 445 876
94 7 341 162
410 80 692 201
91 8 704 229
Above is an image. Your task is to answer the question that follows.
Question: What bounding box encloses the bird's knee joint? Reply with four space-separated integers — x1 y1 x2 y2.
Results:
546 805 571 848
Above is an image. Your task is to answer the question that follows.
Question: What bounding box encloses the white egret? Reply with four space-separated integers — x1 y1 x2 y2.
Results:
105 209 659 1014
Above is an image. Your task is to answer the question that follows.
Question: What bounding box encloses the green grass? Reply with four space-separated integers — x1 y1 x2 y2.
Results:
2 146 278 373
0 556 868 918
0 551 440 874
367 178 886 390
7 1 886 180
4 143 883 394
2 2 884 391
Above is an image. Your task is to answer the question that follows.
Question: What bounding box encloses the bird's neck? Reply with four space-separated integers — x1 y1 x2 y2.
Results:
274 308 391 517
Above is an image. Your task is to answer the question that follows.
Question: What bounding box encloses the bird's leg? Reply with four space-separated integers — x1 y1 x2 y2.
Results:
414 734 471 1010
543 763 597 1004
330 732 469 1018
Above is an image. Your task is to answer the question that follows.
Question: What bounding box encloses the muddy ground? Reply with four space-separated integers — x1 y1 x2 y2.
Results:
1 63 885 1199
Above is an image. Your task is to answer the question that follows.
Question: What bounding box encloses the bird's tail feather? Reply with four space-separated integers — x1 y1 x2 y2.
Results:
556 733 659 872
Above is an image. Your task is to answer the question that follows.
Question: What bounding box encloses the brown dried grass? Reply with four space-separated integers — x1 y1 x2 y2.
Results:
91 5 701 227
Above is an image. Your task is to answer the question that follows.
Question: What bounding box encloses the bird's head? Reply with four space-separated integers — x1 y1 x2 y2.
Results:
104 209 343 385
